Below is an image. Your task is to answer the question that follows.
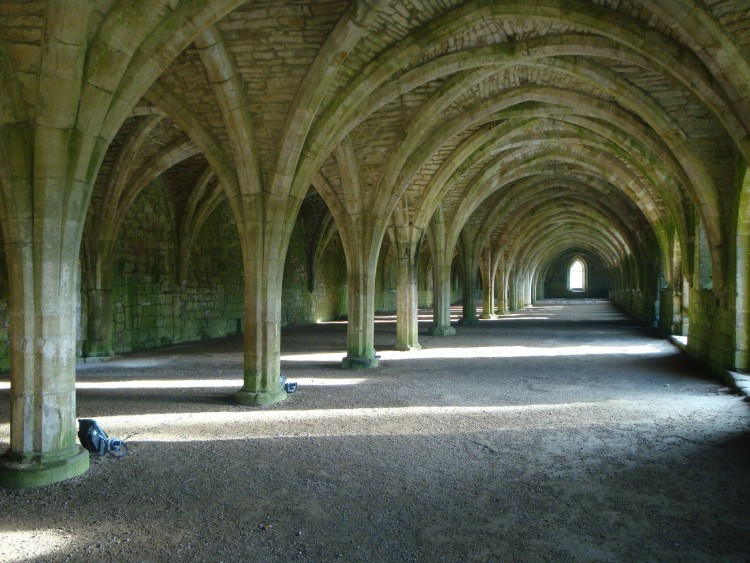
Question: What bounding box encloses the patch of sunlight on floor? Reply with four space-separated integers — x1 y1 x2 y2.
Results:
0 377 366 391
281 343 667 362
0 396 725 444
0 531 74 562
44 401 627 443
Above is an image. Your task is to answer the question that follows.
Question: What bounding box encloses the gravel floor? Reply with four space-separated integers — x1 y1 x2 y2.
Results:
1 299 749 562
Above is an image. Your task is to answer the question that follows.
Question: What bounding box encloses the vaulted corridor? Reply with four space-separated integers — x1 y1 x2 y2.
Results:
2 300 747 560
6 0 750 493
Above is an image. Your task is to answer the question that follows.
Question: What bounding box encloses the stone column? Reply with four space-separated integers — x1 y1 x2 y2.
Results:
0 232 89 488
523 272 532 307
498 272 509 314
671 284 683 334
342 254 379 368
479 249 496 319
520 278 529 309
507 270 517 312
84 278 114 358
426 217 455 336
459 252 479 325
735 231 750 369
429 255 456 336
681 275 690 336
395 229 422 351
513 271 525 310
236 224 287 406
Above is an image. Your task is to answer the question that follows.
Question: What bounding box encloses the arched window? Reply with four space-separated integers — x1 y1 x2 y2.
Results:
569 258 586 291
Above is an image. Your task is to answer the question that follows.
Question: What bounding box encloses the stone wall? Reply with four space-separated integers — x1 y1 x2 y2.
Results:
544 256 609 298
610 288 657 326
310 234 348 322
657 288 675 335
108 185 355 351
182 201 244 340
686 289 734 373
281 218 315 326
111 183 179 352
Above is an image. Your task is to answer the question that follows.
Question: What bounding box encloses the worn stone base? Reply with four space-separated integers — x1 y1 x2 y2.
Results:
342 355 380 369
395 344 422 352
725 370 750 397
79 354 115 364
236 388 288 406
458 317 480 325
479 314 498 320
0 448 89 489
429 325 456 336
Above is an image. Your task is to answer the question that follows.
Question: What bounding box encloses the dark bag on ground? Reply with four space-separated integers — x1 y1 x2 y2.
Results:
280 375 297 393
78 419 128 457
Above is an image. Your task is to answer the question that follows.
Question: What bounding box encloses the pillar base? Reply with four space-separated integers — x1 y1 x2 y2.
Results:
236 387 287 406
83 339 115 360
80 354 114 364
0 447 89 489
395 343 422 352
458 317 480 325
341 354 379 369
428 325 456 336
479 314 498 320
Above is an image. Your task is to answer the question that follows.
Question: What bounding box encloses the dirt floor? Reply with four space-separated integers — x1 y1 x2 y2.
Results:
1 299 749 562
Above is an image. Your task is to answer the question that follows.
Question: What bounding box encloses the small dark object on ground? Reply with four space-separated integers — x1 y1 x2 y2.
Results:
78 419 128 457
281 375 298 393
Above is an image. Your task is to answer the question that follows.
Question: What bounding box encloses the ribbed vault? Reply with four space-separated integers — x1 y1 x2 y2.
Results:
2 0 750 487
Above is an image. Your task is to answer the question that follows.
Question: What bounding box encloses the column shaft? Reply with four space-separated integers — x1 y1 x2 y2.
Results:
0 238 89 488
236 250 287 405
342 261 379 368
396 239 421 351
429 258 455 336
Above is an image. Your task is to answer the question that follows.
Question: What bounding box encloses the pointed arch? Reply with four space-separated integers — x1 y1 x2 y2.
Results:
568 256 587 292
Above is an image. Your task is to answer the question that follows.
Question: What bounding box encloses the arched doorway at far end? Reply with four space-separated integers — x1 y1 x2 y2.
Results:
569 256 587 293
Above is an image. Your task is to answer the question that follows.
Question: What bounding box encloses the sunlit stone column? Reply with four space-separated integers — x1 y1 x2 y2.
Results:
395 230 422 351
236 219 287 406
429 256 456 336
342 255 379 368
681 276 690 336
0 220 89 488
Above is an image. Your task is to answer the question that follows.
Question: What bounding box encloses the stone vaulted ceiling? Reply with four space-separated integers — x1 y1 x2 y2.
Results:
0 0 748 348
16 0 737 298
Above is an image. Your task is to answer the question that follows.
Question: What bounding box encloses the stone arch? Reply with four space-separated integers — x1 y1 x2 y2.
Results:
290 7 736 288
305 2 750 169
177 168 225 286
